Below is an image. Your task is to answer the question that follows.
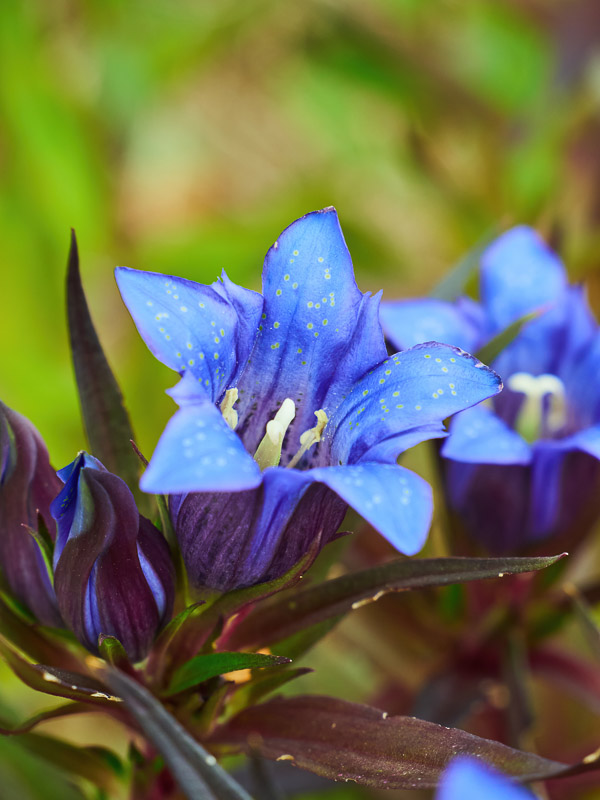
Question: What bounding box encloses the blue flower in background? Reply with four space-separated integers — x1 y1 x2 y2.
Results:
51 453 175 661
116 208 500 591
437 759 535 800
381 226 600 552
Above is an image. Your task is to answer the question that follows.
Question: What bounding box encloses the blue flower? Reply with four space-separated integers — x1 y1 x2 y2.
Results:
51 453 175 661
0 402 62 626
381 226 600 551
116 208 501 591
437 758 534 800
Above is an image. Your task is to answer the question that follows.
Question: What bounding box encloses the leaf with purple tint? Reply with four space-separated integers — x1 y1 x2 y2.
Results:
66 231 142 504
223 554 566 652
210 695 571 789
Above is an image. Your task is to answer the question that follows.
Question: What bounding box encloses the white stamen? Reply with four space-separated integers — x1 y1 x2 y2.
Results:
254 399 296 470
507 372 567 442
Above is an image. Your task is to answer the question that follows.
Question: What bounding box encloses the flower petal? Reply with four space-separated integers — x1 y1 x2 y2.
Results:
140 373 262 494
309 463 432 555
441 406 532 465
438 758 534 800
481 226 567 333
235 208 386 459
329 342 502 465
115 267 263 402
380 298 484 353
569 424 600 459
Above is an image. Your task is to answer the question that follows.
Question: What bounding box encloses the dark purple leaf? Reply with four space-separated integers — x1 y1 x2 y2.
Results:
91 661 253 800
0 638 121 707
224 554 566 651
66 230 142 504
210 694 577 789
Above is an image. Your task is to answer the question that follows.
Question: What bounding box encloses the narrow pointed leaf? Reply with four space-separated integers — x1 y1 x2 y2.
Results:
210 695 572 789
476 310 539 365
224 554 566 651
17 732 122 794
0 638 121 706
0 702 100 735
0 594 80 669
150 540 321 684
66 231 142 500
164 652 291 697
90 661 254 800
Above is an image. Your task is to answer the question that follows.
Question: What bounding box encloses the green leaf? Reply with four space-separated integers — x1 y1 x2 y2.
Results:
0 594 80 669
17 732 122 794
210 694 582 789
0 702 100 736
90 661 255 800
149 539 321 686
0 637 121 707
66 230 143 504
224 554 566 652
165 652 291 697
98 634 132 670
476 310 539 366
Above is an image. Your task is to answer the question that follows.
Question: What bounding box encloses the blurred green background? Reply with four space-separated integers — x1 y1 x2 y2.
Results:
3 0 600 468
1 0 600 797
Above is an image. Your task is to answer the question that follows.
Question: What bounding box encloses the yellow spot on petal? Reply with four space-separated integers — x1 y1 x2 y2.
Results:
271 343 280 349
276 289 282 296
284 274 290 281
307 323 313 329
274 321 280 329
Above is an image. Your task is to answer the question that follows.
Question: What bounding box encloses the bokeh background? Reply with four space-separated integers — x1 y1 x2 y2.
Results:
1 1 600 797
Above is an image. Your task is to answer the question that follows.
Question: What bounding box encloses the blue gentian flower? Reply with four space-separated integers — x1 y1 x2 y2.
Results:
0 402 62 626
116 208 501 591
381 226 600 551
51 453 175 661
437 758 535 799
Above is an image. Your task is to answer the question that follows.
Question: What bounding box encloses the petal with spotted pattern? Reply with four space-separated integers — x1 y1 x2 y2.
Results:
328 343 502 465
115 267 263 402
140 373 262 494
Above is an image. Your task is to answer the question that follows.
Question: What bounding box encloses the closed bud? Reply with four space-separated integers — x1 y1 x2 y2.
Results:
52 453 174 662
0 402 62 626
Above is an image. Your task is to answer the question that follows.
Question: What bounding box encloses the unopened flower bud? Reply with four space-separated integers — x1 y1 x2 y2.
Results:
0 402 62 626
52 453 174 662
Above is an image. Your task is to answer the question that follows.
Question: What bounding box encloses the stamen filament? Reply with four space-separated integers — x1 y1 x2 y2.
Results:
287 409 328 469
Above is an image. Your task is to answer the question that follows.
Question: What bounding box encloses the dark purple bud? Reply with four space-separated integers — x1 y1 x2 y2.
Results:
52 453 174 661
0 402 62 626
